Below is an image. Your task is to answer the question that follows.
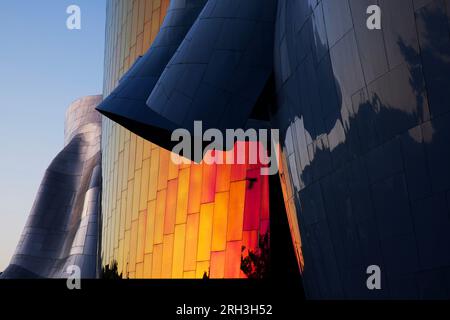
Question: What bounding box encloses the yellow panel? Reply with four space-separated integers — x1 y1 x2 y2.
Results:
131 169 142 221
144 200 156 254
227 181 247 241
129 220 138 273
152 243 163 278
158 148 169 190
161 234 174 278
148 147 159 201
172 224 186 279
197 203 214 261
117 151 124 198
143 253 153 278
118 239 124 275
125 180 134 231
136 210 147 264
183 271 196 279
139 158 150 210
184 213 199 271
154 189 166 244
211 192 229 251
128 134 136 179
164 179 178 235
136 263 144 279
123 229 131 276
176 168 190 224
135 136 143 170
143 140 151 159
196 261 210 279
120 191 127 237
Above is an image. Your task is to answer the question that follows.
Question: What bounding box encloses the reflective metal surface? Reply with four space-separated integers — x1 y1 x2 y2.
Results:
146 0 276 135
273 0 450 298
97 0 207 151
1 95 103 279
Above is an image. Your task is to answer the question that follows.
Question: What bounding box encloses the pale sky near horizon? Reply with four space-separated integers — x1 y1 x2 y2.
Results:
0 1 106 271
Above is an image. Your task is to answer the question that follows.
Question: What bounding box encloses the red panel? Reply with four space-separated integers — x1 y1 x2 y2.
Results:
243 168 261 231
201 162 217 203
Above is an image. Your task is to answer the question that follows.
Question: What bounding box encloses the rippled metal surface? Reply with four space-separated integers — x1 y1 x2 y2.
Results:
1 95 103 279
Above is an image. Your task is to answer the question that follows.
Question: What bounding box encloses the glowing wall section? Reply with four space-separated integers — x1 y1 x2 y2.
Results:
101 0 270 279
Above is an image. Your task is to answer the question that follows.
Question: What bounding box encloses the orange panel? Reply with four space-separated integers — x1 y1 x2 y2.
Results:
187 163 203 214
211 192 229 251
164 179 178 235
197 203 214 261
215 164 232 193
172 224 186 279
144 0 153 23
161 234 174 278
224 241 242 278
210 251 225 279
154 189 167 244
168 156 179 180
227 181 246 241
184 213 199 271
176 168 190 224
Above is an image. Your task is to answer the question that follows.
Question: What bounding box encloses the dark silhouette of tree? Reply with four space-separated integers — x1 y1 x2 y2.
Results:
240 232 270 279
101 260 123 279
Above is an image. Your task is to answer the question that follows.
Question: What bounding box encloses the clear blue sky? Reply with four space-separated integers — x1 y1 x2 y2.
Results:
0 0 106 271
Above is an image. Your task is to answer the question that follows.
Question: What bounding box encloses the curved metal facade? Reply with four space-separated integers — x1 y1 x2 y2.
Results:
101 0 270 279
1 95 102 279
273 0 450 298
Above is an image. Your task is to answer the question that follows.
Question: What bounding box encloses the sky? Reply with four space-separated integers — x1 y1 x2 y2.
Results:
0 0 106 271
